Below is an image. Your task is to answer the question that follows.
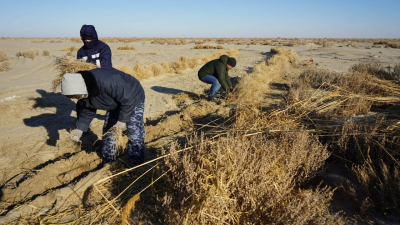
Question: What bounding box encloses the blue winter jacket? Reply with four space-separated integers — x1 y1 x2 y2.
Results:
75 68 145 132
77 25 112 68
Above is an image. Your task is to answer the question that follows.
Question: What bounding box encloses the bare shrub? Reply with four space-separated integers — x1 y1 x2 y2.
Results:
0 61 11 72
42 50 50 56
117 46 136 50
15 50 39 60
0 51 9 62
323 40 332 47
351 60 395 80
161 120 336 224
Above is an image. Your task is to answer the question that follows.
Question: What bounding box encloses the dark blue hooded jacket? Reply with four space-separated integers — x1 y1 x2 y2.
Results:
75 68 145 132
77 25 112 68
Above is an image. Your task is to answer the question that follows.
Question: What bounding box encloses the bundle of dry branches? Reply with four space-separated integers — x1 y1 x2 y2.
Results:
52 57 97 91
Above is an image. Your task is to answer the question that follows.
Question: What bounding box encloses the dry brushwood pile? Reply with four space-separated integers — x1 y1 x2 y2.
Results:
131 49 400 224
2 43 400 224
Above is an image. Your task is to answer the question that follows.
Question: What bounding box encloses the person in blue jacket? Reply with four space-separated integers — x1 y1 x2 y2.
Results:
77 25 112 68
61 68 145 165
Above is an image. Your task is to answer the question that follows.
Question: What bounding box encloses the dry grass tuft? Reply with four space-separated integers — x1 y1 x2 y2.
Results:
323 40 332 47
117 46 136 50
105 126 130 157
194 45 224 49
62 46 77 52
16 50 39 60
0 51 9 62
0 61 11 72
42 50 50 56
52 57 98 91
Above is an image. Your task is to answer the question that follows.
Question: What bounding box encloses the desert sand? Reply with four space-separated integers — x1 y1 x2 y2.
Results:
0 38 399 224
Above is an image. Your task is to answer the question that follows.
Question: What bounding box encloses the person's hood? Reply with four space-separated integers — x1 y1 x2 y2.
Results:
219 55 229 65
80 25 99 49
61 73 88 95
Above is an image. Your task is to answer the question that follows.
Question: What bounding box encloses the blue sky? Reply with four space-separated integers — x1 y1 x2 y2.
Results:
1 0 399 38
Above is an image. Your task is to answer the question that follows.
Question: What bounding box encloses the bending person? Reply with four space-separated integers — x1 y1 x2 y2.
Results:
61 68 145 165
198 55 236 102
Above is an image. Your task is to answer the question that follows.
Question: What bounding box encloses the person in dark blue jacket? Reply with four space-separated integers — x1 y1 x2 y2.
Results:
77 25 112 68
61 68 145 165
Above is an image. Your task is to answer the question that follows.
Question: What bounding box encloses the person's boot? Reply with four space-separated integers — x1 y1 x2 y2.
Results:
207 95 216 102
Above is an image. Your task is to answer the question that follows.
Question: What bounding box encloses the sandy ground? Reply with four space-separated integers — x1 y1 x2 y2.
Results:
0 38 399 223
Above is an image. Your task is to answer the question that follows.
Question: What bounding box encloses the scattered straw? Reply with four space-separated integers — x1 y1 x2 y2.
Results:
52 57 98 91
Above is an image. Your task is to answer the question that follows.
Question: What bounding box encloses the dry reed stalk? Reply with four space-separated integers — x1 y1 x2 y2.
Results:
121 194 140 225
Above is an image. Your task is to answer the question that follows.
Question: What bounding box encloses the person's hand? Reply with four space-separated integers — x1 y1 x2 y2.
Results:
69 129 83 142
228 92 235 100
114 121 127 131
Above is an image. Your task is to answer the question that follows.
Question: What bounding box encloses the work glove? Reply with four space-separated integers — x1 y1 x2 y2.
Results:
69 129 83 142
114 121 127 131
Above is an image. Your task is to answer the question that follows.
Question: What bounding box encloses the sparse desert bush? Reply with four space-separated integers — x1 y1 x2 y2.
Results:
66 52 73 56
323 40 332 47
0 51 9 62
0 61 11 72
194 44 224 49
387 42 400 48
117 46 136 50
52 57 97 90
15 50 39 60
160 104 340 224
42 50 50 56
